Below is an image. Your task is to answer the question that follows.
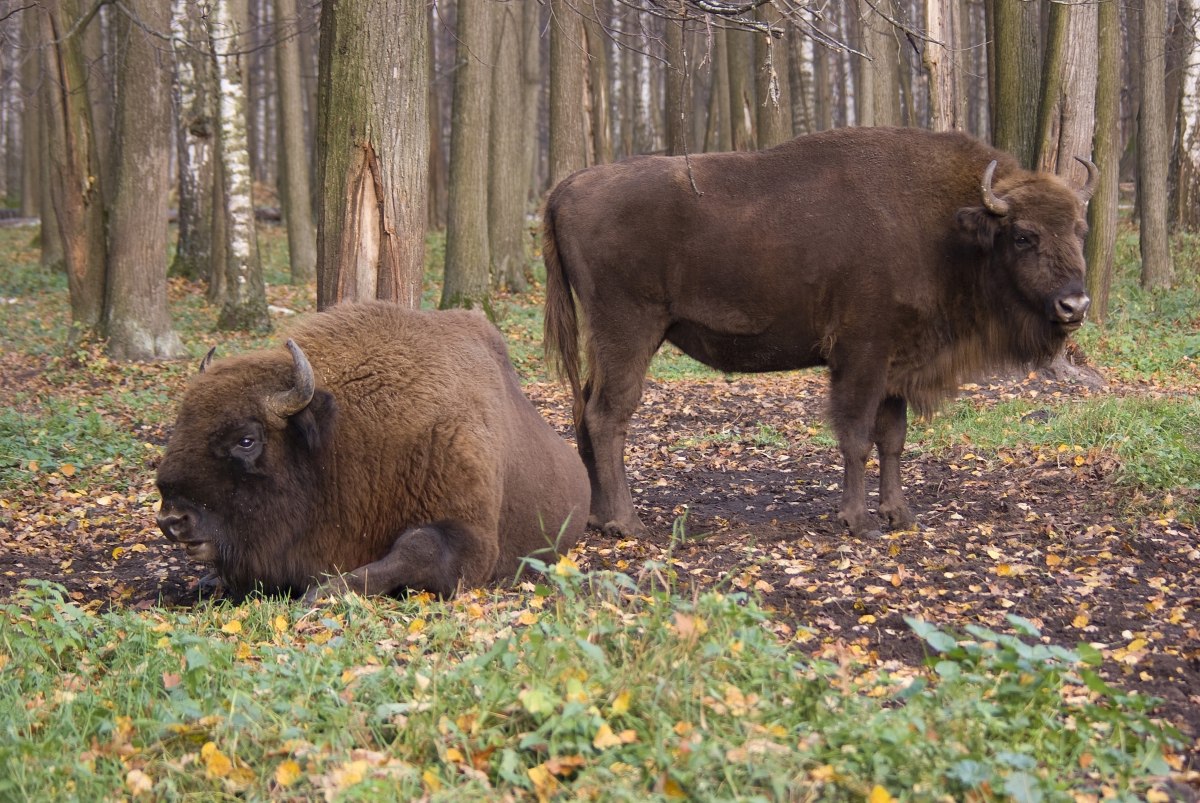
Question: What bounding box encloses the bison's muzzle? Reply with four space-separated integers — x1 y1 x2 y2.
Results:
156 503 217 561
1053 288 1090 330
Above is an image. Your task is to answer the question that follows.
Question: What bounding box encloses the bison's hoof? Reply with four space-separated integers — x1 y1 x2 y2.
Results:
881 506 917 531
591 515 647 539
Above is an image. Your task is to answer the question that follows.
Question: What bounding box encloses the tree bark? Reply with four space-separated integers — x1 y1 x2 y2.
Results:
170 0 217 284
1138 0 1174 288
1170 0 1199 230
316 0 429 309
754 7 791 149
212 0 271 331
924 0 968 131
441 0 494 312
488 0 529 292
1086 0 1122 323
104 0 186 361
275 0 317 284
991 0 1042 166
583 1 614 164
726 29 755 150
665 14 690 156
549 0 587 185
39 0 107 346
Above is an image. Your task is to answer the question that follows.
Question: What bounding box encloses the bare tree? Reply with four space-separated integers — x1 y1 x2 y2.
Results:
1138 0 1174 288
316 0 429 309
924 0 968 131
38 0 108 346
1086 0 1123 322
550 0 588 185
1171 0 1199 230
991 0 1042 166
105 0 185 360
441 0 494 312
274 0 316 284
489 0 531 292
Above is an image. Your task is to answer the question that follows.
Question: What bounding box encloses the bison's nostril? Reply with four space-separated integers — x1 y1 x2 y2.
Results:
1055 293 1090 322
157 512 192 542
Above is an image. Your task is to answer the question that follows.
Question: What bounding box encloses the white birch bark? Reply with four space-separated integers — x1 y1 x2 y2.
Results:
210 0 270 331
170 0 217 282
1177 0 1200 229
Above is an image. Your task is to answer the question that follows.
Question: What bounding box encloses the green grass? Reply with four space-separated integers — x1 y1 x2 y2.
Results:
0 575 1181 801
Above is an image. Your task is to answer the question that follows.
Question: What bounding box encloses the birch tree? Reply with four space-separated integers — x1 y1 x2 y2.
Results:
212 0 271 331
1173 0 1199 230
105 0 185 360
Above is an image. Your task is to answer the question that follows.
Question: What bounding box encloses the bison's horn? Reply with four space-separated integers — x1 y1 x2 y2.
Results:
981 160 1011 216
1074 156 1098 202
198 346 217 373
266 339 316 419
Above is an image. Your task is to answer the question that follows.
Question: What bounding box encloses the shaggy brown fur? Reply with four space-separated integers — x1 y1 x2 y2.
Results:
544 127 1093 539
157 302 590 599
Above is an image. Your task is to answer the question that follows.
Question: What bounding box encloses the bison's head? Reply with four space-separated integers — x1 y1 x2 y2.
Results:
155 340 336 595
957 158 1096 352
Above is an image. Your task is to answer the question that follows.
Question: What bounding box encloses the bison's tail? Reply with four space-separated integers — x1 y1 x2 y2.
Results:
542 201 585 425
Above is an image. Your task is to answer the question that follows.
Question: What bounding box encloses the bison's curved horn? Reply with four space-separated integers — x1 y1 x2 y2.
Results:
199 346 217 374
1073 156 1098 203
981 160 1011 216
266 339 316 419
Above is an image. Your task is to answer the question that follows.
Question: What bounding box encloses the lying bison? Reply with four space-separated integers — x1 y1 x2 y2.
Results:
156 301 589 600
544 126 1095 539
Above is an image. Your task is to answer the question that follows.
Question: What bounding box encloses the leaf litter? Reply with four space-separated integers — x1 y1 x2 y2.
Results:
1 345 1197 780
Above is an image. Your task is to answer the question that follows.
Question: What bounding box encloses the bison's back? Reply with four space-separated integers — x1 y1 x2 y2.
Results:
290 302 588 580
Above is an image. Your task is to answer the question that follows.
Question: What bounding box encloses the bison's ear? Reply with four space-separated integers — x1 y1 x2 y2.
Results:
956 206 1001 250
289 389 336 453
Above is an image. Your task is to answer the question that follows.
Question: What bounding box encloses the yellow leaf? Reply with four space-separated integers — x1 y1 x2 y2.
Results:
1126 638 1147 652
111 547 125 560
995 563 1012 577
869 785 895 803
422 768 442 792
517 610 539 626
611 690 632 716
273 615 289 633
28 460 39 473
1045 553 1063 567
235 642 252 661
408 618 426 634
60 463 76 477
274 760 301 787
125 769 153 797
593 723 624 749
221 620 243 635
554 554 580 576
1072 614 1090 629
202 742 233 778
444 747 464 763
1073 455 1086 467
858 614 876 624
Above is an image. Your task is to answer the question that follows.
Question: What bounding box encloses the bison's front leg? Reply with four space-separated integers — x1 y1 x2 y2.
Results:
301 521 499 604
873 395 915 530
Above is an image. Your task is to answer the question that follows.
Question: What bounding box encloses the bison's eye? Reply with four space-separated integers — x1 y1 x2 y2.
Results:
236 435 257 451
1012 229 1037 251
224 423 265 468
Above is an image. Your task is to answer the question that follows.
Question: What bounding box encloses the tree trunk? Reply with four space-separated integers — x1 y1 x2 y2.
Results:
1036 0 1098 175
488 0 529 292
991 0 1042 166
1138 0 1174 288
583 1 613 165
549 0 587 185
787 25 814 136
859 0 903 128
441 0 494 312
170 0 217 284
105 0 185 361
1086 0 1122 323
726 29 755 150
664 14 690 156
274 0 317 284
316 0 429 309
521 0 542 202
924 0 968 131
39 0 107 346
755 7 791 149
212 0 271 331
426 7 448 231
1170 0 1199 230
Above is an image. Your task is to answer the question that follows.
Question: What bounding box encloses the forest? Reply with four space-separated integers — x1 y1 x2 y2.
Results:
1 0 1199 799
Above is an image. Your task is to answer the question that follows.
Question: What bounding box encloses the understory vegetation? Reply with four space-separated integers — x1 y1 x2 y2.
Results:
1 222 1197 799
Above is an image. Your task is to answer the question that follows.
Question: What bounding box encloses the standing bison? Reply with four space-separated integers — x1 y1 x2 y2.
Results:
543 126 1095 539
156 301 590 600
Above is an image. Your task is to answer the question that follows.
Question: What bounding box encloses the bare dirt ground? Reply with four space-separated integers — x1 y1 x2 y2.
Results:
2 364 1197 776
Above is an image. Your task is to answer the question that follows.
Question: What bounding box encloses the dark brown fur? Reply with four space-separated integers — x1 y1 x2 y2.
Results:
157 302 590 599
543 127 1092 538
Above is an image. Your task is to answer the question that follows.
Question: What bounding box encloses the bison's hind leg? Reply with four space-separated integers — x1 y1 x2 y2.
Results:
873 395 916 530
301 521 498 604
